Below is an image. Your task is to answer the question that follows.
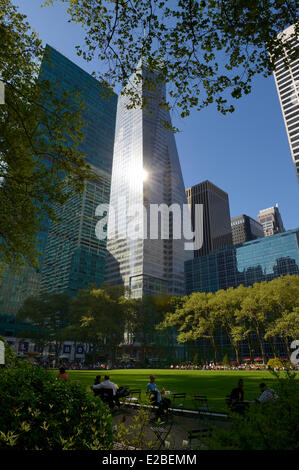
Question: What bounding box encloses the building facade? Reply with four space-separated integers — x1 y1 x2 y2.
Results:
0 45 117 338
185 228 299 294
258 204 285 237
105 62 191 298
39 45 117 296
273 24 299 184
231 214 264 245
185 180 233 257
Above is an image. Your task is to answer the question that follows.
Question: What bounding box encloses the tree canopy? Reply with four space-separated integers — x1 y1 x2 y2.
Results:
0 0 92 269
17 292 71 361
44 0 298 122
158 275 299 363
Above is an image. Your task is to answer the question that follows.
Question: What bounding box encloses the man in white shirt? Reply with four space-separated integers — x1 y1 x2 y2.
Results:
92 375 120 407
92 375 118 395
257 383 278 402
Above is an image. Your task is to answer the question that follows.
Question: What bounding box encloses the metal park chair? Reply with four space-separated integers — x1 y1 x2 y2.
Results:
187 427 212 450
170 392 186 409
149 408 174 449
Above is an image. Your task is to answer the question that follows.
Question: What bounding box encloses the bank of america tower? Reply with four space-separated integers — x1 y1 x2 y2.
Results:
105 62 192 298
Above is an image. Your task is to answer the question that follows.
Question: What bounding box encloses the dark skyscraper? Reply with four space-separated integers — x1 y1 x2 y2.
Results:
38 45 117 295
185 180 233 257
0 45 117 336
231 214 264 245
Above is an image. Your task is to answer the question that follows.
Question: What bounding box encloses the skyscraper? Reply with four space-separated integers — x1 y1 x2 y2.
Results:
39 45 117 296
231 214 264 245
105 62 191 298
185 180 233 257
258 204 285 237
273 24 299 184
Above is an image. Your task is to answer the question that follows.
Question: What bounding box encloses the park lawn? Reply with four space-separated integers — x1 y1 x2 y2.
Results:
54 369 299 413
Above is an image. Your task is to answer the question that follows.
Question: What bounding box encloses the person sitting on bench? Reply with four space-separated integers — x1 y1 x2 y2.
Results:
92 375 120 407
146 375 171 414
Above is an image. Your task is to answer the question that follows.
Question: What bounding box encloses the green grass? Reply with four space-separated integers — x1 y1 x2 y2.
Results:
53 369 299 413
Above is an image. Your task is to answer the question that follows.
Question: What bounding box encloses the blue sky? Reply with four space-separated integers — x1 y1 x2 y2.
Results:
13 0 299 230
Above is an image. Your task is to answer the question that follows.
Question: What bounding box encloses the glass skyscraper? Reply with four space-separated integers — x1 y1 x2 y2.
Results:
105 62 192 298
273 24 299 184
185 228 299 294
0 44 118 334
38 45 117 296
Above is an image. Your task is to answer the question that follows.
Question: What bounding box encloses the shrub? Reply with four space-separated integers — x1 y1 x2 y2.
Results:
267 358 284 369
204 371 299 450
0 361 113 450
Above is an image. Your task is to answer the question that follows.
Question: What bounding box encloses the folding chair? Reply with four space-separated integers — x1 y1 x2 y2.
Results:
187 427 212 450
149 410 174 449
192 394 212 413
128 388 141 400
171 392 186 409
124 388 142 406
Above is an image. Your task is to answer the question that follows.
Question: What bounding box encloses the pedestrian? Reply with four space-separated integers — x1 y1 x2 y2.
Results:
57 367 69 381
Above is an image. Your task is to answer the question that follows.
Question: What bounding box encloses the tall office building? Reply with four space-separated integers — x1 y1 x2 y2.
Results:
258 204 285 237
105 61 191 298
185 180 233 257
231 214 264 245
0 45 117 337
38 45 117 295
273 24 299 184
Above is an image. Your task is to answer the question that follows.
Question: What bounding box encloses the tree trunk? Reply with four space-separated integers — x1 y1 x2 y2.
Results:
246 334 254 359
256 329 266 363
210 337 218 364
234 344 240 364
283 337 291 358
268 337 277 357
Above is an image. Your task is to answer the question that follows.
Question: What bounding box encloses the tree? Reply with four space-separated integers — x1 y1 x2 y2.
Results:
263 275 299 356
210 286 248 364
240 276 299 361
0 0 92 269
45 0 298 125
17 292 71 362
129 294 173 364
69 285 129 364
265 310 299 358
158 292 220 364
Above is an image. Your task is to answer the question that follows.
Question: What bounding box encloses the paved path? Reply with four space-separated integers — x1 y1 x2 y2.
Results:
111 406 230 450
